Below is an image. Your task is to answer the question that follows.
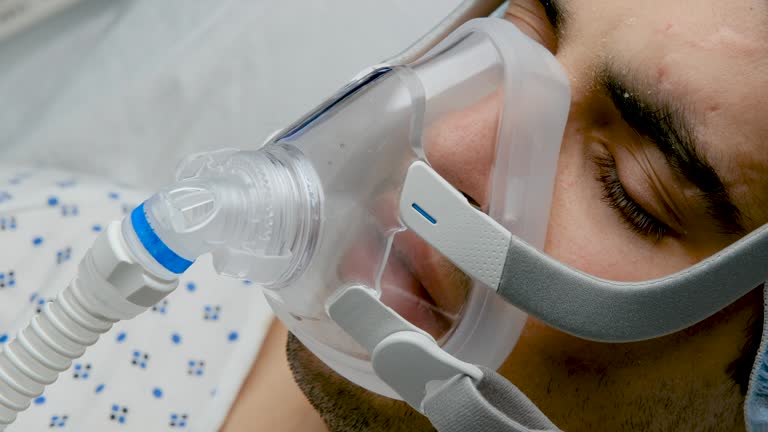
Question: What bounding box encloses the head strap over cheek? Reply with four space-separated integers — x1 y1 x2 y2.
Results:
497 225 768 342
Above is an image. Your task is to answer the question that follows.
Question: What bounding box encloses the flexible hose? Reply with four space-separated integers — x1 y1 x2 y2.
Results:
0 222 178 429
0 278 115 427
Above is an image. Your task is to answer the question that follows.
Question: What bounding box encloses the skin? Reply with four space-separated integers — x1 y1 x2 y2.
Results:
223 0 768 430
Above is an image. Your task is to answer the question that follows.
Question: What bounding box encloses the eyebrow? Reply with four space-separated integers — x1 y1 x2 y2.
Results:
598 66 746 235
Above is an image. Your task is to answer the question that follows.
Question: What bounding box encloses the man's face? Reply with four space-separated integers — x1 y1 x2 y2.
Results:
288 0 768 430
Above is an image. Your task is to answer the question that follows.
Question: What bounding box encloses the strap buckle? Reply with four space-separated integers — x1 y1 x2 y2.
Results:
373 331 482 411
328 285 482 411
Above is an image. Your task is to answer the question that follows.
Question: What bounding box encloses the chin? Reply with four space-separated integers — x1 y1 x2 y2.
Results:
285 332 437 432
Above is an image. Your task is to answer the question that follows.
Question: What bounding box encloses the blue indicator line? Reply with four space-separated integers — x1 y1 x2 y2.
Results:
412 203 437 224
131 202 194 274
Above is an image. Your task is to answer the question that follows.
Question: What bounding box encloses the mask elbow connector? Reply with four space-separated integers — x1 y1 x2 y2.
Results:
0 145 323 429
122 146 323 286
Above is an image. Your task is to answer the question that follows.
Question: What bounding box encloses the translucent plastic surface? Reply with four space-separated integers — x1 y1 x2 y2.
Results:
144 19 569 399
267 70 430 355
136 19 568 399
256 19 569 397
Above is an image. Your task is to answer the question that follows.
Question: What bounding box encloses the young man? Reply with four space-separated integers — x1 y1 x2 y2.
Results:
225 0 768 430
2 0 765 430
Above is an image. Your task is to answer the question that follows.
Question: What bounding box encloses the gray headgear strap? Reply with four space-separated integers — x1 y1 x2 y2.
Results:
385 0 506 65
423 367 559 432
498 223 768 342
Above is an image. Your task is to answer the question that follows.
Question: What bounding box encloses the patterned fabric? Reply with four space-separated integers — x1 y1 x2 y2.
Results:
0 165 273 431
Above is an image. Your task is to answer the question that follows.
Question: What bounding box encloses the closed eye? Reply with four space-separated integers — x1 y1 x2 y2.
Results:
592 151 678 242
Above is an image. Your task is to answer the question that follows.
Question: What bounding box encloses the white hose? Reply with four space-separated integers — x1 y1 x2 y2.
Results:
0 222 178 428
0 147 307 429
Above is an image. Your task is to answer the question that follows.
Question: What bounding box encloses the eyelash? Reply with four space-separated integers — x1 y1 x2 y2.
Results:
592 152 674 242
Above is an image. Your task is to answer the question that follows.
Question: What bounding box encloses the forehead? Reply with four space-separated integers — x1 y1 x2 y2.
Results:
560 0 768 225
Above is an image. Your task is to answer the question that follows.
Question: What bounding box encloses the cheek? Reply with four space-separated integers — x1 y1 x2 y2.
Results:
544 125 616 277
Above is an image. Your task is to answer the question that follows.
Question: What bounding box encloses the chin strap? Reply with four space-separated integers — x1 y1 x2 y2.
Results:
423 367 558 432
328 286 560 432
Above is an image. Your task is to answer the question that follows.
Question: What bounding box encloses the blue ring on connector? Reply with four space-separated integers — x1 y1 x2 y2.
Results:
131 202 194 274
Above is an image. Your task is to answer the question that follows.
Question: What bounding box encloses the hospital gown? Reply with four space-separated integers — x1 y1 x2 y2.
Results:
0 165 274 431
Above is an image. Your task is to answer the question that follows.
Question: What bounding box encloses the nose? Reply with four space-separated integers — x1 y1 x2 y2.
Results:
422 92 502 208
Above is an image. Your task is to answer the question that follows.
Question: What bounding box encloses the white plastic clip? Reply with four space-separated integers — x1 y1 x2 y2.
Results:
399 161 510 291
327 285 482 412
372 331 483 412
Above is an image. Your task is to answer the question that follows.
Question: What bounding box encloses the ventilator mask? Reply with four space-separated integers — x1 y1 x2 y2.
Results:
131 16 768 416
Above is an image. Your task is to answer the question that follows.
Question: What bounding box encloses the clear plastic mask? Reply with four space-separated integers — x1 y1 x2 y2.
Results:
161 18 570 398
220 18 571 398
